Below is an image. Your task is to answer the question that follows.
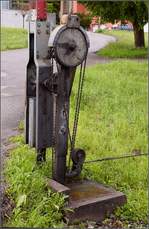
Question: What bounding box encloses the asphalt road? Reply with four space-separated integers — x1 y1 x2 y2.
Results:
1 32 116 142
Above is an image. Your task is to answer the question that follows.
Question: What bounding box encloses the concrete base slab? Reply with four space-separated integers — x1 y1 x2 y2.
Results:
48 179 126 222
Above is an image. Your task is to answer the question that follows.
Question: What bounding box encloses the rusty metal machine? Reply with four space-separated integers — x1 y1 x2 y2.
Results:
25 0 89 184
25 0 126 222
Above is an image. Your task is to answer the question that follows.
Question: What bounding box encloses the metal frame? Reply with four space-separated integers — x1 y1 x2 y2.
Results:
25 4 53 159
25 0 89 184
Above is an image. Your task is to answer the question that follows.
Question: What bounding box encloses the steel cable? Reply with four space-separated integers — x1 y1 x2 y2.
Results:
84 153 148 164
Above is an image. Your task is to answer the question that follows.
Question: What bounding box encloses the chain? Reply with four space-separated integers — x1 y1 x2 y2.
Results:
63 104 73 147
71 55 88 151
50 48 88 173
51 93 57 176
63 103 73 170
60 56 87 171
65 54 88 171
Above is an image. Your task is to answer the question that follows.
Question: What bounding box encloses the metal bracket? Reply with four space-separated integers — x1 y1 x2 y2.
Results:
35 21 53 150
25 16 53 151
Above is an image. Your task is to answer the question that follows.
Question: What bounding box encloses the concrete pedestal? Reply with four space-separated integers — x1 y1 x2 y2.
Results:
47 179 126 223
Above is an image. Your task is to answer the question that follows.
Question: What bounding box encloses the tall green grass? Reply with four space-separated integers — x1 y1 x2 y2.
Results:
97 30 148 58
72 60 148 223
1 27 27 51
4 60 147 227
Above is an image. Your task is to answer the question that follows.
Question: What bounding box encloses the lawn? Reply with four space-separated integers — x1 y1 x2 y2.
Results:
97 30 148 58
1 27 27 51
1 27 148 60
3 60 147 228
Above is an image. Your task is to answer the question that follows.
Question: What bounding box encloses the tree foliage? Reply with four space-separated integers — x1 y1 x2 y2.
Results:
77 13 92 29
82 1 148 47
84 1 148 28
47 1 60 13
47 1 60 24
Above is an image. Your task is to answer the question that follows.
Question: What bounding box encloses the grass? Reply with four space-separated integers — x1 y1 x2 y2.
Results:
1 27 28 51
96 30 148 58
4 142 67 228
1 27 148 59
4 60 147 228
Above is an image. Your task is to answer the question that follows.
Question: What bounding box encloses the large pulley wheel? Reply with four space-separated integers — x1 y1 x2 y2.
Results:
54 28 88 67
49 15 89 68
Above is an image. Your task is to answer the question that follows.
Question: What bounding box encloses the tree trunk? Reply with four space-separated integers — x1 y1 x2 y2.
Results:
133 23 145 48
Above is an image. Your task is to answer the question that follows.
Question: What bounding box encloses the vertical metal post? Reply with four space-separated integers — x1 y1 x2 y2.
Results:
35 0 53 161
25 12 36 145
52 67 76 184
25 0 54 155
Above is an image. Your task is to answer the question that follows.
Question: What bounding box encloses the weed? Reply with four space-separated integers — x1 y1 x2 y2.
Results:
18 121 24 131
4 142 67 228
9 134 25 144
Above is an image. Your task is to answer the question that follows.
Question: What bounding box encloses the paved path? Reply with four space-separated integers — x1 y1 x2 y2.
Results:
1 32 116 142
1 49 28 142
87 32 116 53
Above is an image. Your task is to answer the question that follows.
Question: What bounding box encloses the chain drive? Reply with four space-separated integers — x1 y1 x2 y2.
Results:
50 48 88 175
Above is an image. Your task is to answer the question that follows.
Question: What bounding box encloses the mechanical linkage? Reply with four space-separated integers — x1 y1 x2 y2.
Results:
25 7 90 184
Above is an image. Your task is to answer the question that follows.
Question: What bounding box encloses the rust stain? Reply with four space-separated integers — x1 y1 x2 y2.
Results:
69 184 112 202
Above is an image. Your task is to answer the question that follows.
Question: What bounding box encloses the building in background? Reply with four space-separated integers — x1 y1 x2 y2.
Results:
60 1 87 17
60 0 99 31
1 0 10 10
1 0 56 29
1 0 29 28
